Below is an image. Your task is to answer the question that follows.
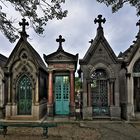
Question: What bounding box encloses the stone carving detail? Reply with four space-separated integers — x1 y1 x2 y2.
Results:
19 49 28 61
22 66 28 72
57 54 63 60
21 53 27 59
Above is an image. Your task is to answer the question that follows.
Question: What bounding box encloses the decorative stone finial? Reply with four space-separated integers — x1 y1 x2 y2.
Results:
136 19 140 30
94 15 106 28
136 19 140 38
56 35 65 51
89 39 93 44
19 18 29 37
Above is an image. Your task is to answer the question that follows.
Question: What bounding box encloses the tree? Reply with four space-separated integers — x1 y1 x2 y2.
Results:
97 0 140 16
0 0 67 42
75 77 81 93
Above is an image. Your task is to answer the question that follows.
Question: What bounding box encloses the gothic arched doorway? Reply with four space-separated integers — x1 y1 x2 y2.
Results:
91 69 109 116
133 59 140 112
17 75 32 115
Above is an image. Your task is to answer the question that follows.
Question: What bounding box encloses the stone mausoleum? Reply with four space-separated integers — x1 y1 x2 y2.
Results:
0 15 140 121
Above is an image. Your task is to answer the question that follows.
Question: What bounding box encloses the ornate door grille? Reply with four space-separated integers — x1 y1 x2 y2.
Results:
17 75 32 115
91 69 109 116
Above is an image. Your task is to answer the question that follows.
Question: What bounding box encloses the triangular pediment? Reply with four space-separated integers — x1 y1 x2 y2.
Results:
80 34 118 65
5 37 47 72
47 52 75 62
44 49 78 64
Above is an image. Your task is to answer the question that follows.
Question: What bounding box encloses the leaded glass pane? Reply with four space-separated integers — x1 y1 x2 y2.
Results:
55 76 70 115
17 75 32 115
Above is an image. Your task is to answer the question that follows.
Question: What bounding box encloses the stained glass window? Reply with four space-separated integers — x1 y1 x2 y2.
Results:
17 75 32 115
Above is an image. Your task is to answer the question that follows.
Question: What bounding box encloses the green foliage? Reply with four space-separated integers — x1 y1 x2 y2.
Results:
97 0 140 16
0 0 67 42
75 77 81 92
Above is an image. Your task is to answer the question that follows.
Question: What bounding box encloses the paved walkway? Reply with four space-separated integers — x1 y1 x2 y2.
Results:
0 121 140 140
80 121 140 140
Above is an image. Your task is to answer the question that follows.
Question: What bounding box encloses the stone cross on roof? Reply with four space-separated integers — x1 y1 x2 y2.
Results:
136 19 140 30
94 15 106 28
19 18 29 33
56 35 65 47
89 39 93 44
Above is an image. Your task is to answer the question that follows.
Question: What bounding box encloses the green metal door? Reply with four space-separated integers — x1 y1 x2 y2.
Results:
55 76 70 115
17 75 32 115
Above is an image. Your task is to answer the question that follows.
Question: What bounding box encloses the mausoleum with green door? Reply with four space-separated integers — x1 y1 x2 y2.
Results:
44 35 78 117
5 19 48 120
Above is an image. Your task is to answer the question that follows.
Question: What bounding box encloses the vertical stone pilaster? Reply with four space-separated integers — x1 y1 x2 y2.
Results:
47 71 53 116
70 70 75 116
109 78 121 119
35 76 39 104
88 83 91 106
126 73 134 120
8 76 11 104
48 71 53 104
109 79 114 106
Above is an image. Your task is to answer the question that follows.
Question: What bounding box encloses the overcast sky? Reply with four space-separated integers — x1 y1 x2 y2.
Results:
0 0 139 61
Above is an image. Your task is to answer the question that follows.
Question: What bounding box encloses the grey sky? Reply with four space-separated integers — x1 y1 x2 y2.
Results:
0 0 139 61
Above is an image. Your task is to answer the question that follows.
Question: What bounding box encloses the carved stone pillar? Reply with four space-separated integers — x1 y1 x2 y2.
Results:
109 79 114 106
47 71 53 116
48 71 53 104
35 76 39 104
8 76 11 104
88 82 91 107
70 70 75 116
6 76 12 119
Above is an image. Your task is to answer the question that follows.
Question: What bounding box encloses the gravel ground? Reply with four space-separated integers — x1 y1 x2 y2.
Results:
0 123 100 140
80 121 140 140
0 122 140 140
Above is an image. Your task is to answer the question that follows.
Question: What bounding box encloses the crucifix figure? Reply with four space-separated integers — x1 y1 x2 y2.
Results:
94 15 106 28
56 35 65 47
19 18 29 33
136 19 140 30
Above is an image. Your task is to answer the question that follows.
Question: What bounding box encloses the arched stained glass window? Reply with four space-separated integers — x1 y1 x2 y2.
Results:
17 75 32 115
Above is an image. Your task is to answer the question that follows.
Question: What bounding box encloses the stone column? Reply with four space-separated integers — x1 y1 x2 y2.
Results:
109 79 114 106
8 76 11 104
88 83 91 107
109 78 121 119
47 71 53 116
70 70 75 116
126 73 133 120
6 76 12 119
35 76 39 104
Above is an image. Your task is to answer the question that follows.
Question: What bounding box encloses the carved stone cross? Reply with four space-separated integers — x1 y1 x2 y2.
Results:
89 39 93 44
19 18 29 32
136 19 140 30
94 15 106 28
56 35 65 47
